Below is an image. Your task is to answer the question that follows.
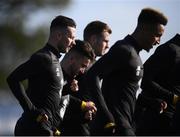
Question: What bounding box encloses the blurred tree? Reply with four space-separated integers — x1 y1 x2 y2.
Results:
0 0 72 90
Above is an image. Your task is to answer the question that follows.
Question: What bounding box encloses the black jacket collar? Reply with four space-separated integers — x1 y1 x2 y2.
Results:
125 35 142 53
45 43 61 58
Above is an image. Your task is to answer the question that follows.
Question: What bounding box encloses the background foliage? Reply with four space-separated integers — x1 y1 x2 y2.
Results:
0 0 72 90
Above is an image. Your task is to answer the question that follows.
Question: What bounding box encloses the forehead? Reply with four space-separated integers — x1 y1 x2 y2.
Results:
65 26 76 35
72 51 91 63
149 23 165 35
157 24 165 34
77 56 91 65
99 31 111 39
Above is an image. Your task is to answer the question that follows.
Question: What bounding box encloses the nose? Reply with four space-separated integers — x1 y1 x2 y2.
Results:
156 37 160 45
72 39 76 45
70 40 76 48
80 68 86 74
106 44 109 49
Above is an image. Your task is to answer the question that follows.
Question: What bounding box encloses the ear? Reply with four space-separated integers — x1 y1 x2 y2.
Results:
57 31 63 40
144 23 154 32
89 35 97 44
69 54 76 64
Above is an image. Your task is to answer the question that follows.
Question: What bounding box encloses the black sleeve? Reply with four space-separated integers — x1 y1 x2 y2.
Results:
141 46 175 103
62 82 82 112
68 95 82 113
62 81 88 122
77 73 92 101
137 93 165 110
6 54 50 112
84 45 130 125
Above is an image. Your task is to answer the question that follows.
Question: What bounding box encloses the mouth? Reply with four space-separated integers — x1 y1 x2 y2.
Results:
69 45 74 49
66 46 72 51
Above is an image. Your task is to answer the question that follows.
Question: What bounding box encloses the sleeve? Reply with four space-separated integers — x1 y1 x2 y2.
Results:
137 93 165 110
59 94 82 120
62 82 82 112
67 95 82 113
61 83 87 122
77 73 92 101
141 45 175 103
84 45 130 126
6 53 50 112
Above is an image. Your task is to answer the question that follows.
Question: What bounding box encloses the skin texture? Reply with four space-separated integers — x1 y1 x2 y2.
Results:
57 26 76 53
91 31 111 56
143 24 165 52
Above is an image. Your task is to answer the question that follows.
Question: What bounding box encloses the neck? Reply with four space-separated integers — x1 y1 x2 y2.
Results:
131 28 144 49
61 59 70 77
47 38 59 52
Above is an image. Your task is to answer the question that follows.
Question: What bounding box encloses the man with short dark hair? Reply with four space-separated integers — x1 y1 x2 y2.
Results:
60 21 114 136
83 20 112 56
6 15 76 136
59 39 97 136
84 7 168 135
82 21 116 135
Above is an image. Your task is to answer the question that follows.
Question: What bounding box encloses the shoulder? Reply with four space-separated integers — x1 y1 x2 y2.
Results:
30 49 52 65
168 43 180 55
111 40 138 61
110 40 132 54
155 42 178 57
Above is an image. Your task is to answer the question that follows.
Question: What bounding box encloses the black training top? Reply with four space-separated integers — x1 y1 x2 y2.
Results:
141 33 180 116
7 43 64 126
60 70 90 136
85 35 143 130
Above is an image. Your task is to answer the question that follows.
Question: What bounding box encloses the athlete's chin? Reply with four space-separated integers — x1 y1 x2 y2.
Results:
145 46 153 52
145 49 150 52
65 48 70 53
67 46 73 52
60 48 67 53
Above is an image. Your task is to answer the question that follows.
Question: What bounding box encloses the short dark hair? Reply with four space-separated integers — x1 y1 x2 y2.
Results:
138 8 168 25
70 40 95 61
50 15 76 30
83 20 112 41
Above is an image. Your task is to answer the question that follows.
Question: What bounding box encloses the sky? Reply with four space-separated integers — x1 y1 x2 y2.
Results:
27 0 180 62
